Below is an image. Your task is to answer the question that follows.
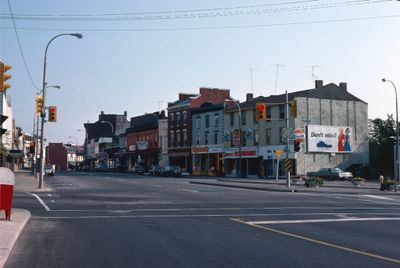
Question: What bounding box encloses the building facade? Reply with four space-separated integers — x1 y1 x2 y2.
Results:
191 103 225 176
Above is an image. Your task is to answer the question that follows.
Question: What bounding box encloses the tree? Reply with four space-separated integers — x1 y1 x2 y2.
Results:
369 114 396 176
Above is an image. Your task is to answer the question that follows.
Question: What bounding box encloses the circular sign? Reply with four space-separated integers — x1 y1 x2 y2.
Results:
294 128 305 142
282 127 293 138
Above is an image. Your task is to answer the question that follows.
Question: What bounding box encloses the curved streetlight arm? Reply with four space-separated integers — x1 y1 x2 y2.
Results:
101 121 114 135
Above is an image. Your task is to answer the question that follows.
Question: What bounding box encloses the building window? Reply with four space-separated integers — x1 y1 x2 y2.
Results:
183 111 187 125
170 131 174 147
214 114 219 127
214 130 219 144
196 132 200 145
267 106 272 120
196 116 201 129
279 105 285 119
253 109 257 123
176 130 181 146
176 112 181 125
279 127 284 144
230 112 234 127
266 128 271 145
242 111 246 125
183 129 187 146
241 131 246 146
254 129 259 146
205 115 210 128
170 113 175 128
205 131 209 145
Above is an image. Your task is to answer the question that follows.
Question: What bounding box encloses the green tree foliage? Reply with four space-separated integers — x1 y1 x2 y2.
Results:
369 114 396 175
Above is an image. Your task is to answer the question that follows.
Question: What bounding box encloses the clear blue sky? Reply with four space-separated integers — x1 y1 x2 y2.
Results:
1 0 399 144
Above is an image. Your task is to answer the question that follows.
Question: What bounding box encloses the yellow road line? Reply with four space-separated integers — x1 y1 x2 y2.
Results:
231 218 400 265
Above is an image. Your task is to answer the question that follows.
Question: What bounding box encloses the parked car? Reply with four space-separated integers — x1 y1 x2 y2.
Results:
308 168 353 180
149 165 163 176
161 165 181 177
129 165 145 175
45 164 55 176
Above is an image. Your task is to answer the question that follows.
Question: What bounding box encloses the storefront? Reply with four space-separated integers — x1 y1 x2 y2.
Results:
224 147 259 177
259 145 295 179
192 145 223 176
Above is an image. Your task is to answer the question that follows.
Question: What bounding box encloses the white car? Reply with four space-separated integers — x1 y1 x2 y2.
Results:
45 165 55 176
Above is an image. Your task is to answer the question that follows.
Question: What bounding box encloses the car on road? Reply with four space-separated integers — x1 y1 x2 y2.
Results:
45 164 55 176
149 165 163 176
129 165 145 175
308 167 353 180
161 165 181 177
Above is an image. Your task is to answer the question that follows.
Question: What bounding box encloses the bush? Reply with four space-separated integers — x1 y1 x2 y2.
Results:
305 177 324 188
380 178 394 191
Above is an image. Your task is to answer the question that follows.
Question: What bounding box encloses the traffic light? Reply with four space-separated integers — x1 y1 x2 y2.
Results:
0 62 12 92
255 103 267 121
294 141 301 152
29 142 35 154
48 106 57 122
36 95 44 115
290 100 297 118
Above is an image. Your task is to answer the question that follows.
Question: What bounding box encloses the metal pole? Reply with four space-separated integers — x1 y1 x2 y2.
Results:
237 103 242 178
286 90 291 188
38 33 83 189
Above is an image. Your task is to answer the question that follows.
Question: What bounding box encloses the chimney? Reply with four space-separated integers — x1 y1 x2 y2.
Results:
339 82 347 91
101 111 104 115
246 93 253 102
315 80 323 88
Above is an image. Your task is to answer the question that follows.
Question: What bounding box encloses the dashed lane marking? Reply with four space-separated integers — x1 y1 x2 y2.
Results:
182 189 199 193
152 185 162 188
231 218 400 265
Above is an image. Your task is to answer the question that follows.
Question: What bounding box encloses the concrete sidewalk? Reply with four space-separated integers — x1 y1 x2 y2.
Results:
0 170 50 268
190 177 398 194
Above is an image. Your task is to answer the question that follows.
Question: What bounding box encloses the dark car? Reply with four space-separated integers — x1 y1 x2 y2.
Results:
162 165 181 177
129 165 145 175
149 165 163 176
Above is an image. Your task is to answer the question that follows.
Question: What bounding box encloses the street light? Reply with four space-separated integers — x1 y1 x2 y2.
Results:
101 121 114 135
38 33 83 189
382 78 398 192
225 99 242 178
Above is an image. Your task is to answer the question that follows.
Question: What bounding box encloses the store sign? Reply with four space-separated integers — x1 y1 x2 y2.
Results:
307 125 353 153
136 140 149 150
128 145 136 152
224 148 257 159
192 146 209 154
192 145 223 154
232 129 240 145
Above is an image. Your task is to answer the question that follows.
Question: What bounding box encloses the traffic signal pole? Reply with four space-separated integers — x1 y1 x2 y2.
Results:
286 90 291 188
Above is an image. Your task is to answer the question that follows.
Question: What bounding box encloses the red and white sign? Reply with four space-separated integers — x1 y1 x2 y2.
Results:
294 128 305 142
232 129 240 146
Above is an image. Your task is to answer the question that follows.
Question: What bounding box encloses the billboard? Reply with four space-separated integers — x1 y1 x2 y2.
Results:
307 125 352 153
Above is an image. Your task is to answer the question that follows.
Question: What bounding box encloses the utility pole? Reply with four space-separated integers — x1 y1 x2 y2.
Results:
286 90 291 188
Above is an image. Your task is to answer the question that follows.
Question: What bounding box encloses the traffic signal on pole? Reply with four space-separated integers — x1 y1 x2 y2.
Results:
290 100 297 118
36 95 44 115
294 141 301 152
48 106 57 122
255 103 267 121
30 142 35 154
0 62 12 92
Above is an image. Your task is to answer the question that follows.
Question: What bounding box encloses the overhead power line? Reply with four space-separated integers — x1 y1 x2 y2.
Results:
0 0 392 22
6 0 39 91
1 14 399 32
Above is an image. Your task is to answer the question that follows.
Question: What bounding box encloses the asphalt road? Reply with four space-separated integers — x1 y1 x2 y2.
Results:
5 172 400 268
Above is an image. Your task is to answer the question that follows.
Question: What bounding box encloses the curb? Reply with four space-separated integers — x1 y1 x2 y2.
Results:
0 209 31 268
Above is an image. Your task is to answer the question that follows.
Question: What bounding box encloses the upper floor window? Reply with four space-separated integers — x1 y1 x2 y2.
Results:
279 105 285 119
196 116 201 129
205 115 210 128
242 111 246 125
176 130 181 146
205 131 209 145
176 112 181 125
183 111 188 125
266 128 271 145
230 112 235 127
214 114 219 127
183 129 187 146
254 129 259 146
267 107 272 121
170 113 175 123
279 127 284 144
170 131 174 147
195 132 200 145
214 130 219 144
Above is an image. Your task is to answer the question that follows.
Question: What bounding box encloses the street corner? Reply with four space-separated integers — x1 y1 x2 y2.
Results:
0 208 31 268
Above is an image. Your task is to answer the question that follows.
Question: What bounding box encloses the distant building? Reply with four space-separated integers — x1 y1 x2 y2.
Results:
167 87 231 173
46 143 68 170
126 111 167 170
84 111 129 170
224 81 369 178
